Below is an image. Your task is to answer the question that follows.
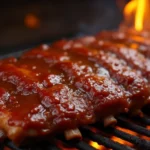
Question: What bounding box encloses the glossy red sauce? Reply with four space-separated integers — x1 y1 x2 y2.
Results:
95 31 150 81
52 39 150 110
0 42 130 138
4 32 150 142
0 31 149 143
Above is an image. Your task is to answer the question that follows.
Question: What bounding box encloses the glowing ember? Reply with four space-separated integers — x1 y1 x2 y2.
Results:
123 0 150 31
111 136 133 147
116 126 138 136
110 126 137 148
141 126 150 141
24 13 40 29
89 141 106 150
147 126 150 130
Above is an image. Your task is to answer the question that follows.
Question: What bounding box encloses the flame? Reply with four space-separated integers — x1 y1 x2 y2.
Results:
124 0 136 18
89 141 106 150
123 0 150 31
134 0 146 31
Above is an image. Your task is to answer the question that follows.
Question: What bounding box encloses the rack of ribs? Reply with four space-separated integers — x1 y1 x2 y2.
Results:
0 30 149 144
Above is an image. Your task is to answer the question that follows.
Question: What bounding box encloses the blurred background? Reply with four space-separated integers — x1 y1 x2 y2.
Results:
0 0 129 54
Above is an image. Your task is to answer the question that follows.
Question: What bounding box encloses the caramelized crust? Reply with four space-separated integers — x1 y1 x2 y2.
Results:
0 30 150 143
22 46 128 118
96 31 150 58
0 45 128 143
53 40 150 111
0 63 95 142
95 31 150 81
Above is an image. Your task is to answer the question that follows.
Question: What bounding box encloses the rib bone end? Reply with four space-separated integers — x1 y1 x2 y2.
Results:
104 115 117 127
64 128 82 140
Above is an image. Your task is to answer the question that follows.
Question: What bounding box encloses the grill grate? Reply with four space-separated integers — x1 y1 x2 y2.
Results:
81 127 134 150
117 116 150 136
1 112 150 150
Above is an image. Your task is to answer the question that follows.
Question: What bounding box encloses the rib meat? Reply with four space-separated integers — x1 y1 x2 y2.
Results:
0 63 95 143
96 30 150 58
0 30 150 144
21 46 128 119
0 45 128 143
52 40 150 112
94 31 150 81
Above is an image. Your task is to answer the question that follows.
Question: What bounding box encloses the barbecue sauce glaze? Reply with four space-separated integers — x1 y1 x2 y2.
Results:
0 32 149 142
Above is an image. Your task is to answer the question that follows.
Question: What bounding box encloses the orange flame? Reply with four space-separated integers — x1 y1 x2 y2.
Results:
89 141 107 150
134 0 146 31
111 126 136 147
123 0 150 31
141 126 150 141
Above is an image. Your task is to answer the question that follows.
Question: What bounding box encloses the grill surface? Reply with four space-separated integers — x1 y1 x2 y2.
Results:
0 50 150 150
2 111 150 150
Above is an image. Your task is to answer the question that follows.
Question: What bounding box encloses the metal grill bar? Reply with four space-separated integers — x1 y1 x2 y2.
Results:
57 136 95 150
4 139 22 150
5 140 61 150
39 144 61 150
133 115 150 125
102 127 150 150
44 145 61 150
34 141 61 150
74 141 96 150
0 143 4 150
2 116 150 150
117 116 150 137
81 127 135 150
